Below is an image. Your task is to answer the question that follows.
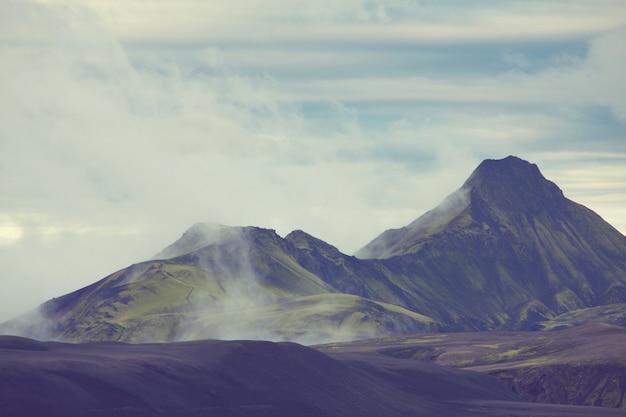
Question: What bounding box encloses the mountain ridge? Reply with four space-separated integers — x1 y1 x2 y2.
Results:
355 155 626 328
3 155 626 342
356 155 571 259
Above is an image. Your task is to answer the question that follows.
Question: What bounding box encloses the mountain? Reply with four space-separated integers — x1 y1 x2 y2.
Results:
1 225 437 344
3 155 626 342
317 323 626 409
358 155 626 329
4 335 626 417
153 222 243 260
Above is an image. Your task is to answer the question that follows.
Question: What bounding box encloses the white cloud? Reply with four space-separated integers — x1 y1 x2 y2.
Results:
274 25 625 114
0 215 24 244
0 0 625 322
20 0 626 45
582 26 626 119
536 151 626 235
502 49 531 69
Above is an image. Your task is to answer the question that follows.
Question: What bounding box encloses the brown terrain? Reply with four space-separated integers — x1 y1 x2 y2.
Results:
3 332 626 417
317 323 626 409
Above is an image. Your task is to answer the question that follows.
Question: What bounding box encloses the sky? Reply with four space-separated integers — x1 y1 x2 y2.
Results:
1 0 625 322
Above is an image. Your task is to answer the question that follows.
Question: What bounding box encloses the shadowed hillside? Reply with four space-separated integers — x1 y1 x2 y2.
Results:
358 156 626 330
3 335 626 417
317 323 626 409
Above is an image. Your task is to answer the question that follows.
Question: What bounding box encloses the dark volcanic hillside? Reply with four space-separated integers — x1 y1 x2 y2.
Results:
358 155 626 329
2 155 626 342
3 335 626 417
317 323 626 409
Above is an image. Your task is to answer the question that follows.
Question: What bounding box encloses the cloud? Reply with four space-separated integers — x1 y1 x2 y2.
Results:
0 0 625 323
0 215 24 244
273 26 625 115
19 0 625 46
502 49 531 69
0 1 395 319
582 26 626 119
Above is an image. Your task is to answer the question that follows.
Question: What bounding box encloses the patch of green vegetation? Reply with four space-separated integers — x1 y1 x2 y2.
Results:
540 303 626 330
371 301 435 324
554 288 584 311
401 334 447 344
475 343 502 349
459 342 560 369
494 348 522 359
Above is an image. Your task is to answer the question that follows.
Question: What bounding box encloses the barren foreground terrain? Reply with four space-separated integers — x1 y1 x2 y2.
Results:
318 323 626 409
3 331 626 416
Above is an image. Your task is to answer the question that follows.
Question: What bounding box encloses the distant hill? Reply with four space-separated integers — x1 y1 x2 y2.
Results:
0 226 437 344
3 156 626 342
317 323 626 409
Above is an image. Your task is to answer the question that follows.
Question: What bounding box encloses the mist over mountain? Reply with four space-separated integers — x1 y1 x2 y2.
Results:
1 225 436 344
3 156 626 343
358 155 626 329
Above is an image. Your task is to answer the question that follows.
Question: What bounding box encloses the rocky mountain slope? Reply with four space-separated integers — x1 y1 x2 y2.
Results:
1 225 437 344
358 155 626 329
3 156 626 342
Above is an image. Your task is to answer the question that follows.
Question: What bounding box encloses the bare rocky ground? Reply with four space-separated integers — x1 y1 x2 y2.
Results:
317 323 626 409
3 330 626 417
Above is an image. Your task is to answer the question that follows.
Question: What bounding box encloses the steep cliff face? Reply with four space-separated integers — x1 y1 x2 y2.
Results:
494 364 626 408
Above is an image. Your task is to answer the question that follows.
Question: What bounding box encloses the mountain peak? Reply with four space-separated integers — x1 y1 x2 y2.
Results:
153 223 242 260
465 155 539 183
356 156 569 259
286 230 339 252
462 155 565 215
464 156 539 185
